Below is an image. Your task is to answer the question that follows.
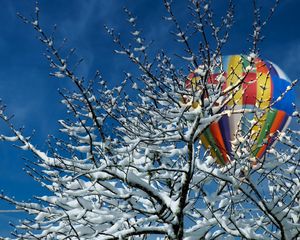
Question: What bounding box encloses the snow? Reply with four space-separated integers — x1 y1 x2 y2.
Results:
132 82 138 89
131 30 140 36
0 135 18 142
128 17 136 23
194 65 206 76
247 52 257 61
48 39 53 47
58 62 67 71
52 71 65 78
182 55 195 62
32 20 38 26
134 46 146 51
136 37 142 44
114 50 127 55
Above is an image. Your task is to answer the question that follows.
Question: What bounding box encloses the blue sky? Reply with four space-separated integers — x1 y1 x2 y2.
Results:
0 0 299 236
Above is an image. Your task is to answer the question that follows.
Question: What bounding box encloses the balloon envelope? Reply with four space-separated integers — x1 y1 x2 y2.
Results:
187 55 295 165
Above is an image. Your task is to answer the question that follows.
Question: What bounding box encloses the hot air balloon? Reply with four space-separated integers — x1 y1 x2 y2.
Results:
186 54 295 165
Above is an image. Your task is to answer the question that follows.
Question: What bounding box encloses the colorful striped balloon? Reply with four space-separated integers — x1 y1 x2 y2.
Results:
187 55 295 165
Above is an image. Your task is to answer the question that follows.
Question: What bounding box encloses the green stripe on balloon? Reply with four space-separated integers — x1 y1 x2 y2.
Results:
241 55 250 71
252 109 278 156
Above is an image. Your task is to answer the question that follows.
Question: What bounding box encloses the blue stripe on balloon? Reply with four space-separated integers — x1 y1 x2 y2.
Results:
218 114 233 158
271 76 295 116
265 61 279 78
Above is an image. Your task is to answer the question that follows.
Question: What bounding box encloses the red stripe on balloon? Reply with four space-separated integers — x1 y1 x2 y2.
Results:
209 122 230 164
256 58 269 74
268 110 287 153
242 72 257 105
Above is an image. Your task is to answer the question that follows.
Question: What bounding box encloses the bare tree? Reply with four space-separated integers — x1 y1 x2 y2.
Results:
0 0 299 239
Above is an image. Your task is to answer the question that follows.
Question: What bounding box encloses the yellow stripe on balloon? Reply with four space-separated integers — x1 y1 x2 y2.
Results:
226 56 244 143
227 55 243 106
200 134 218 162
256 71 271 109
